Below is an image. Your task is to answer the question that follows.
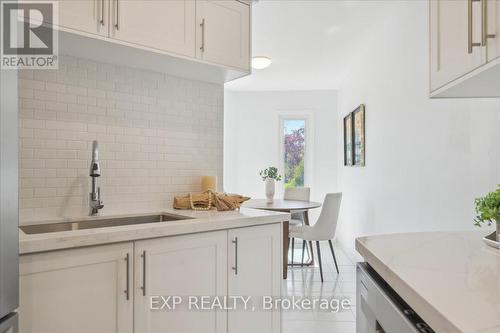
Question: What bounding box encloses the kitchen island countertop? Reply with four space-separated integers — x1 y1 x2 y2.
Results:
356 231 500 333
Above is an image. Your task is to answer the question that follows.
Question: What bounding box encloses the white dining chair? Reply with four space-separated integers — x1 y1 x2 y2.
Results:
289 192 342 282
284 187 310 264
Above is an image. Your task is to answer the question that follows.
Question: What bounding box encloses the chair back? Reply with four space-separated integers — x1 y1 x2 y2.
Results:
284 187 310 201
312 193 342 240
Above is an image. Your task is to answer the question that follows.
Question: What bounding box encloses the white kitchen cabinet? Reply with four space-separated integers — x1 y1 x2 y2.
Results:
487 0 500 61
19 242 133 333
196 0 251 70
430 0 485 91
18 222 282 333
430 0 500 97
228 224 282 333
134 231 228 333
27 0 251 83
111 0 196 57
30 0 110 37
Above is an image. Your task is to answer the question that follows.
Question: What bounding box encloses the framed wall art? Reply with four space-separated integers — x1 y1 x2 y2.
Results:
352 104 365 166
343 113 353 166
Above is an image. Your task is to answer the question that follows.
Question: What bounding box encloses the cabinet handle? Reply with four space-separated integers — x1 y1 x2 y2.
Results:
124 253 130 300
141 250 146 296
114 0 120 30
100 0 105 26
232 237 238 275
200 18 205 52
469 0 482 53
482 0 497 45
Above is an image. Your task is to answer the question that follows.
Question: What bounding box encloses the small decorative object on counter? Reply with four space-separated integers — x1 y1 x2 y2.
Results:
474 185 500 248
201 176 217 192
259 166 282 204
173 190 250 211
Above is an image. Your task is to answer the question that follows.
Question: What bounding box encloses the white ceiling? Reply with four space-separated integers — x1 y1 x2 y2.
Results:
225 0 391 91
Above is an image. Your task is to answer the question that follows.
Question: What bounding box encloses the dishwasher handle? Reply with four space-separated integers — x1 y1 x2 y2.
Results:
356 263 434 333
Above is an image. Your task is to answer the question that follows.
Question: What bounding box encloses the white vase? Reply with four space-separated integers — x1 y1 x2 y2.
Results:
265 178 275 203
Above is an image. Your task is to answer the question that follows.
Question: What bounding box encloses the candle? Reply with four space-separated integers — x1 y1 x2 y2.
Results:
201 176 217 192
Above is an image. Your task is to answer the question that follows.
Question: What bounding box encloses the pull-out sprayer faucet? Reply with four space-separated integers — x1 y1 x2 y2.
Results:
89 140 104 215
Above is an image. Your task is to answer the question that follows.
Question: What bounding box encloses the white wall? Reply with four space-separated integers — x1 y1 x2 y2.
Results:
19 55 223 222
336 2 500 248
224 90 338 212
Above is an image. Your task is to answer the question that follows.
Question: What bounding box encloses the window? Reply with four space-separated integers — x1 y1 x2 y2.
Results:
283 119 306 188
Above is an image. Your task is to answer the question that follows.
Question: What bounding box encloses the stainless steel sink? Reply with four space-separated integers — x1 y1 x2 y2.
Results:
20 214 193 235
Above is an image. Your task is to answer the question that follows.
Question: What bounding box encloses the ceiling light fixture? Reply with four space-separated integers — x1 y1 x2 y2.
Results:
251 56 272 69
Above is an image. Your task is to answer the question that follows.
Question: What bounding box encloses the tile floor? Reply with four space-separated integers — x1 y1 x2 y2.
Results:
282 240 363 333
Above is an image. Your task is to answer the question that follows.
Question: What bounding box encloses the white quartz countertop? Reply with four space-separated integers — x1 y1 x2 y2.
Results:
356 231 500 333
20 208 290 255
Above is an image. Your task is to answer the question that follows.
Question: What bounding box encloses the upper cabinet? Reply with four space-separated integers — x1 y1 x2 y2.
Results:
196 0 251 70
33 0 251 83
430 0 500 98
487 0 500 61
58 0 110 37
429 0 484 90
111 0 196 58
25 0 110 37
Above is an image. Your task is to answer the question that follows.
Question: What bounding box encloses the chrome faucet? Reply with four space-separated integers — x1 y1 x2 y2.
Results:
89 140 104 216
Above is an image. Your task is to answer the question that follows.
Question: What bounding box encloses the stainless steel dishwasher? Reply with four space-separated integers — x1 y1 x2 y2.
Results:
356 263 434 333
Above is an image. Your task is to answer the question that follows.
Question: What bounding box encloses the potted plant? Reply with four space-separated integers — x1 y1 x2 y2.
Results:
474 185 500 246
259 167 282 203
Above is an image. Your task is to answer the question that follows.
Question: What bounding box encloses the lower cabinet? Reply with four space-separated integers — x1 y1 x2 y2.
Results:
134 231 228 333
228 224 282 333
19 223 282 333
19 242 133 333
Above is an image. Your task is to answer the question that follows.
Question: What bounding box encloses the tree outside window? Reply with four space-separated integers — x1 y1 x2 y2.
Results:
283 119 306 189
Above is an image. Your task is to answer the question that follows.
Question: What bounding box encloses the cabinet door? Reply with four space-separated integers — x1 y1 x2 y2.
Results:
196 0 250 70
32 0 110 37
430 0 486 91
111 0 195 57
228 224 281 333
19 243 133 333
134 231 227 333
487 0 500 61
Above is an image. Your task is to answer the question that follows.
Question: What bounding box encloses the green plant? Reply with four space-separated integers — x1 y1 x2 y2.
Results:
285 160 304 189
474 185 500 227
260 166 282 182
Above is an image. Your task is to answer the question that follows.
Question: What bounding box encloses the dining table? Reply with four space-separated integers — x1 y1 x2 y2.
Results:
243 199 322 279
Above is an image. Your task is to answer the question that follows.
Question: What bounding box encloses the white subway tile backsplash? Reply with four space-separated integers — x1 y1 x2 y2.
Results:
19 55 223 222
34 70 58 82
46 82 67 93
67 85 87 96
34 110 57 120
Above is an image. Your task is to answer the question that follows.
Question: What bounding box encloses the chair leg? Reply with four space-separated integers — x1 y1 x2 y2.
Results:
301 240 306 266
316 241 324 282
328 240 340 274
291 238 295 264
308 241 315 263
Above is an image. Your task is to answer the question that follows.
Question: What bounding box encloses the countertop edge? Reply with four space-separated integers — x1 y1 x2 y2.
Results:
20 211 290 255
355 237 462 333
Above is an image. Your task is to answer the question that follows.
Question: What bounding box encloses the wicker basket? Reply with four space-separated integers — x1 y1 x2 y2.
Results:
173 190 250 211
